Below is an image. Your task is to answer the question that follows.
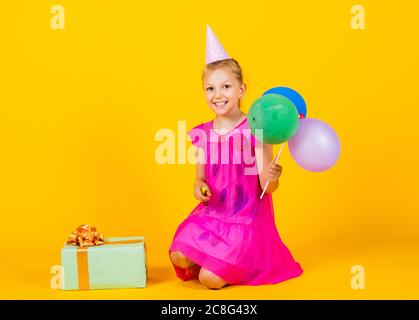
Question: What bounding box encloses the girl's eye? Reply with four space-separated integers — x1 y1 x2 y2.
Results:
224 85 231 89
206 87 213 91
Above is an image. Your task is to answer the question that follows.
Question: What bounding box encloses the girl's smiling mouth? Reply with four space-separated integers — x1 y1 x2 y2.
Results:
213 101 228 108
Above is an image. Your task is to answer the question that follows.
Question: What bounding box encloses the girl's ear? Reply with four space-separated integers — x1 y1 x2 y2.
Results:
240 83 247 98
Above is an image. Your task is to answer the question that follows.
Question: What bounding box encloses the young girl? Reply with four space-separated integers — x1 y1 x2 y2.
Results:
168 57 303 289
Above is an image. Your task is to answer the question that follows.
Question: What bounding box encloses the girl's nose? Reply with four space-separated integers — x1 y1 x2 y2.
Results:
215 89 224 98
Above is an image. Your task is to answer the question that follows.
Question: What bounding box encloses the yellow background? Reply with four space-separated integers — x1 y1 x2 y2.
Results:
1 0 418 299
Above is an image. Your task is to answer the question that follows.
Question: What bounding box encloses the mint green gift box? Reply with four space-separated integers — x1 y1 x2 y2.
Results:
61 236 147 290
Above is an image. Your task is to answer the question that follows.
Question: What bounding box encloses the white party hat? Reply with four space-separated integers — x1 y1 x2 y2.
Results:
205 24 230 64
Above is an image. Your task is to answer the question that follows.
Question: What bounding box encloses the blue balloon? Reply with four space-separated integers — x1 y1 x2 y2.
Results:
263 87 307 119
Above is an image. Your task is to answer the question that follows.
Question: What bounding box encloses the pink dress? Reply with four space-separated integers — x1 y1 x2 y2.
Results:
169 117 303 285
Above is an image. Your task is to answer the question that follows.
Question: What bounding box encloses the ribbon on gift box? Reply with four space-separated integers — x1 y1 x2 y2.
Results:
66 224 145 290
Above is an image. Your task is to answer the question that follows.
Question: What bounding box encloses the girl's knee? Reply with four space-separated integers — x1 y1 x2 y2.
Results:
170 250 194 268
199 268 228 290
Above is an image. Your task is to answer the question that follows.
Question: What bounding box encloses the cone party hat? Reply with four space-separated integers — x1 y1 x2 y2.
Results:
205 24 230 64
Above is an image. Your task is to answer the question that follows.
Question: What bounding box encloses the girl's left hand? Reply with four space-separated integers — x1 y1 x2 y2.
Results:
265 160 283 181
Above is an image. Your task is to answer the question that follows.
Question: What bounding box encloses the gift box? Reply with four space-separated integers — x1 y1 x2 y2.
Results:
61 225 147 290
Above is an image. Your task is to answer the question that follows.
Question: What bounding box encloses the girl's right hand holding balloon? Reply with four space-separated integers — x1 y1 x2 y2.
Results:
193 179 211 204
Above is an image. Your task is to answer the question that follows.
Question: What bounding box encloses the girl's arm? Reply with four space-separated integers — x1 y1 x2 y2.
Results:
255 143 282 194
196 161 206 183
193 148 211 202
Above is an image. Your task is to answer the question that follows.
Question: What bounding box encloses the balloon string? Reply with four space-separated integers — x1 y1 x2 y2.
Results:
260 144 284 200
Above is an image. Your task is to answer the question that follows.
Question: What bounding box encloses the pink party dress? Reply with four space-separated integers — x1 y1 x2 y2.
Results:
169 117 303 285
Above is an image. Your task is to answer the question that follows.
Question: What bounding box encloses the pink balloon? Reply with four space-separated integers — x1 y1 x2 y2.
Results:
288 118 340 172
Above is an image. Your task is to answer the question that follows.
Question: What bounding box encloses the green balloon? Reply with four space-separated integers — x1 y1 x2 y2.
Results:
248 94 299 144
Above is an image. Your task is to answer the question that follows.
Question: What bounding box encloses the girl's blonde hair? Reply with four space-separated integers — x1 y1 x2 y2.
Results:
202 58 244 107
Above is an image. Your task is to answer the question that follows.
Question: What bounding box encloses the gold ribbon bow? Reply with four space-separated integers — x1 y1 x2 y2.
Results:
66 224 105 247
65 224 145 290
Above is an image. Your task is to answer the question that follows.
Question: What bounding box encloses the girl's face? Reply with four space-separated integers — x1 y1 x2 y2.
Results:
203 68 246 117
